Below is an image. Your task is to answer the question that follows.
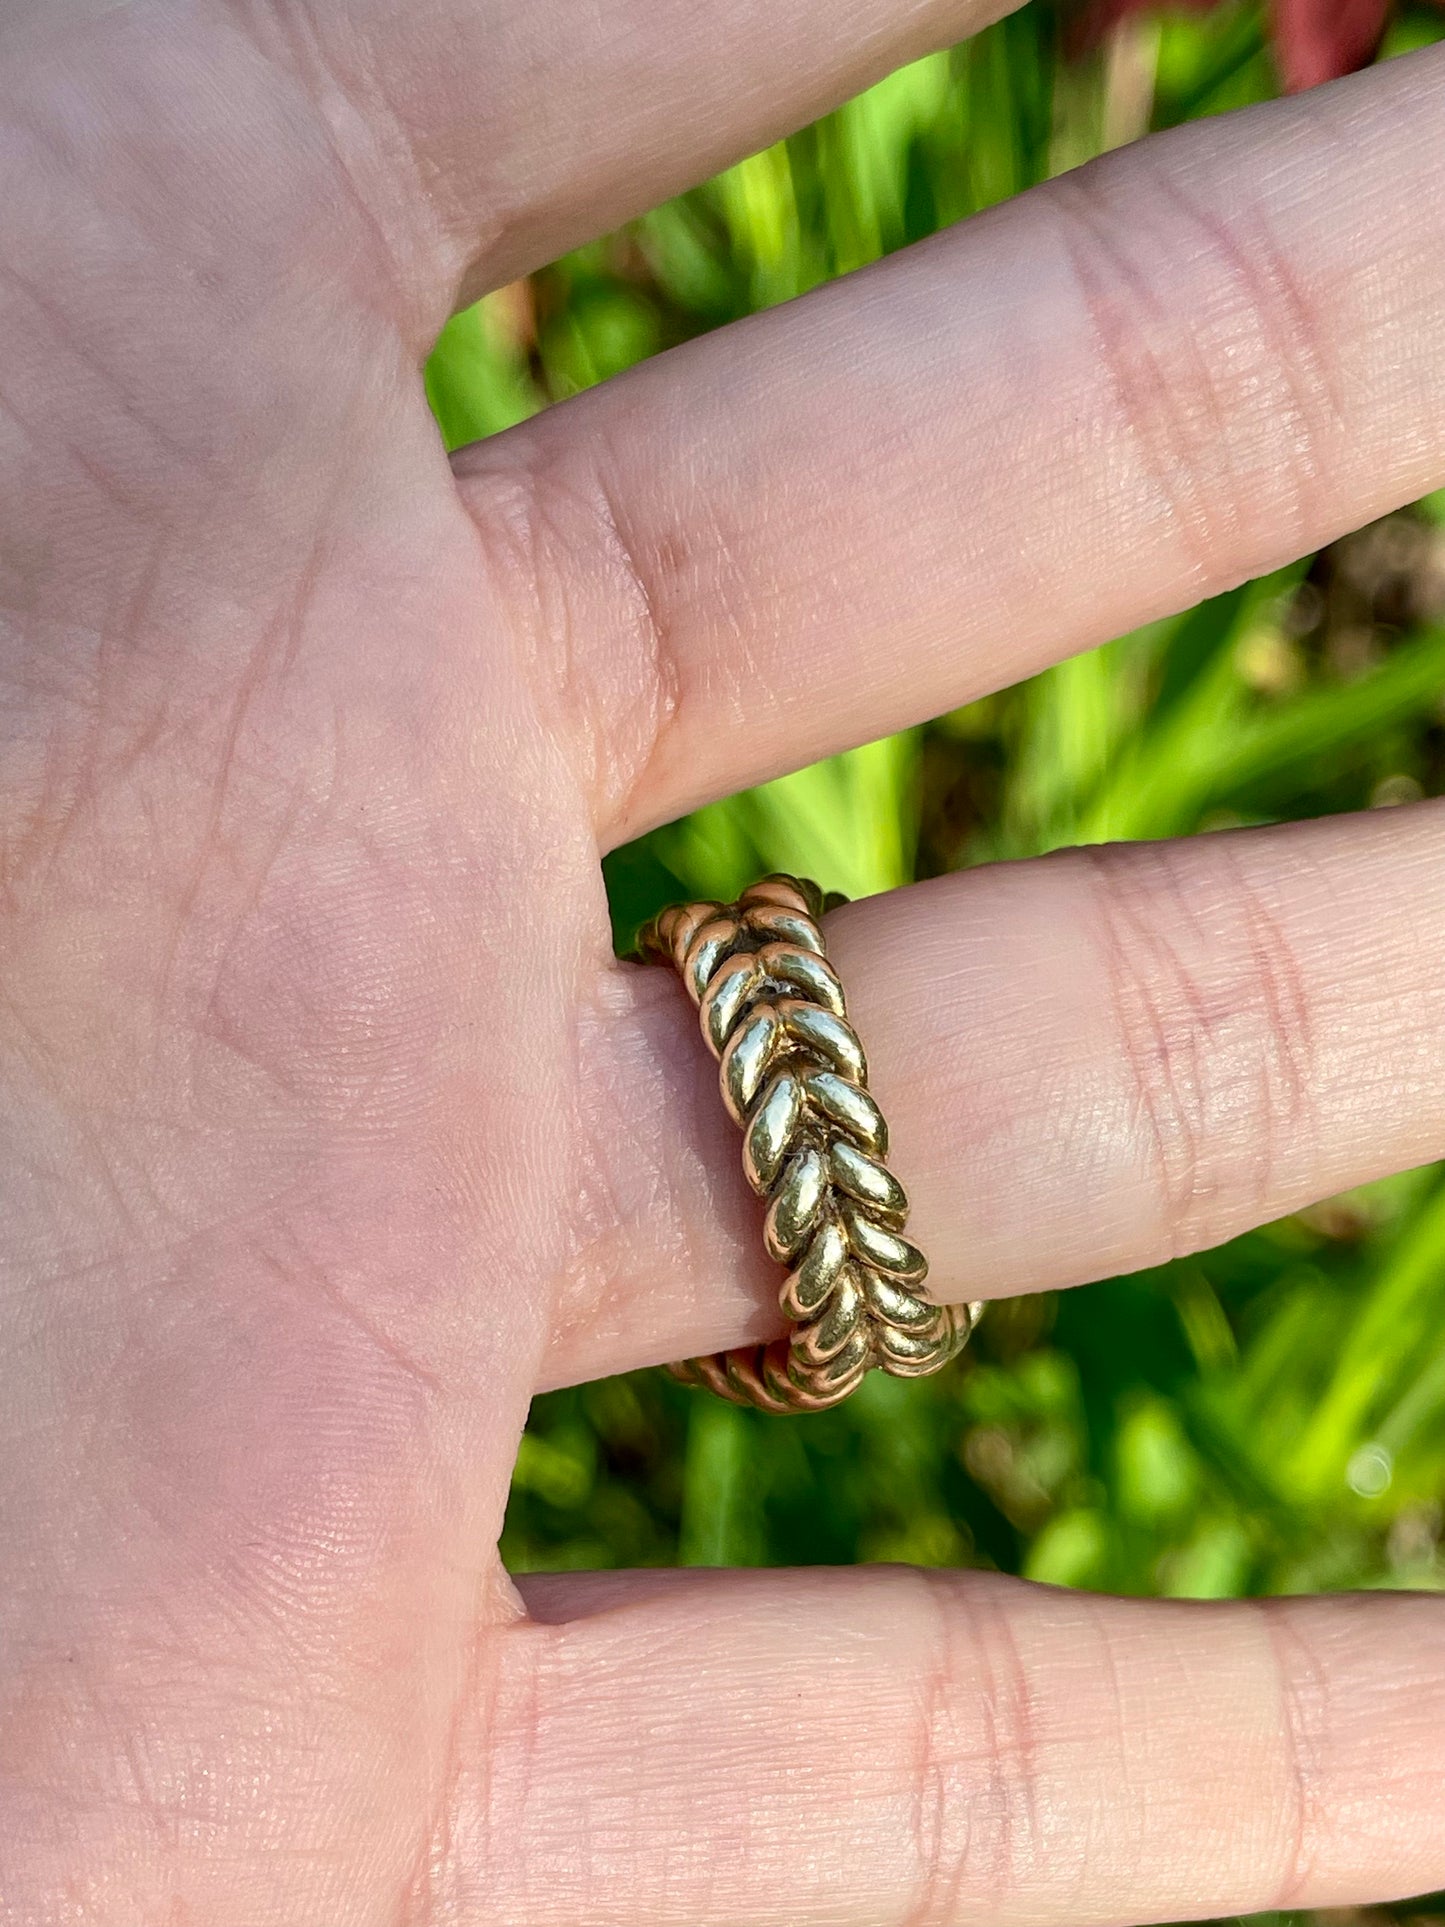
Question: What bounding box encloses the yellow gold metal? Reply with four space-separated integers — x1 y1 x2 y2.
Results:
637 873 983 1413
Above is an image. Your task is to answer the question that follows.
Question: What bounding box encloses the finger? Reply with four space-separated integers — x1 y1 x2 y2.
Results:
458 49 1445 844
318 0 1016 300
555 800 1445 1387
459 1569 1445 1925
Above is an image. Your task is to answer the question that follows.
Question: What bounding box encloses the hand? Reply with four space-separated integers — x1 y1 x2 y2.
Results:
3 2 1444 1921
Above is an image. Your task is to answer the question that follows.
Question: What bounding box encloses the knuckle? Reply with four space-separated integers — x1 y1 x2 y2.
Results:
1050 146 1344 581
905 1574 1046 1924
1256 1601 1334 1908
1087 842 1319 1255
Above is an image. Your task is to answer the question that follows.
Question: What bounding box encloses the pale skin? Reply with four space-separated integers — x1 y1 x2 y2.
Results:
3 0 1445 1920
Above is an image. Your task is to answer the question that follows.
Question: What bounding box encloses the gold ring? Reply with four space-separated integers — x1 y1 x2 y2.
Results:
637 873 981 1413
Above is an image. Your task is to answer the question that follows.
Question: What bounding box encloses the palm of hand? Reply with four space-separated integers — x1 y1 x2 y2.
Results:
5 4 1445 1924
1 9 617 1915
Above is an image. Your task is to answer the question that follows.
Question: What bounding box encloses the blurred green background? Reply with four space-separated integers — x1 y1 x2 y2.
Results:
430 6 1445 1921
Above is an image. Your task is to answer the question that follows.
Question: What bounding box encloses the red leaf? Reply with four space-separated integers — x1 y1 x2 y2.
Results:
1270 0 1393 90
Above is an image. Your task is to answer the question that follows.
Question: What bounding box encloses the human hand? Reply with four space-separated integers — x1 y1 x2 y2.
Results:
3 3 1445 1921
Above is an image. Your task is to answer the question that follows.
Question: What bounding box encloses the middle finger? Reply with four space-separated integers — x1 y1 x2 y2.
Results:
457 47 1445 847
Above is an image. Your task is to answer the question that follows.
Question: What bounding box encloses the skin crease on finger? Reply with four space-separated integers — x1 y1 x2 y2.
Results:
0 4 1442 1926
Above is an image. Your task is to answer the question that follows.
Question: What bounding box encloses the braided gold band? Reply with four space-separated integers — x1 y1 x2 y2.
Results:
638 874 981 1413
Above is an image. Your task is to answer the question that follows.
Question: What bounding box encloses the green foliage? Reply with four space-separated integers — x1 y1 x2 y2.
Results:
428 8 1445 1919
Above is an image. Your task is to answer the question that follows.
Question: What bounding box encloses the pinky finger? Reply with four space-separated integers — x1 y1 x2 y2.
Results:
458 1568 1445 1927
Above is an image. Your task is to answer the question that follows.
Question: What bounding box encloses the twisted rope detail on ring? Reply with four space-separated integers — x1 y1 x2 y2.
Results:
638 874 981 1413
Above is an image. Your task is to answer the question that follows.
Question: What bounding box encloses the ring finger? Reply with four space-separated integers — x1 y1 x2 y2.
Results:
553 797 1445 1388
